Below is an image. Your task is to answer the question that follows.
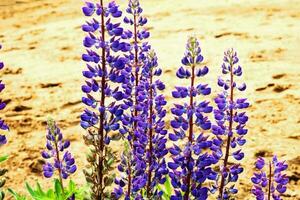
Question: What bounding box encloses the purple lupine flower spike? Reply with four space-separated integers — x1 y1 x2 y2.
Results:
81 1 130 199
168 37 217 200
115 51 168 199
142 50 168 198
113 0 153 199
0 45 9 145
118 0 151 143
251 156 288 200
214 49 249 199
42 119 76 193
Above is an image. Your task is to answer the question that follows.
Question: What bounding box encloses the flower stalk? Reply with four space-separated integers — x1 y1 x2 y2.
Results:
168 37 217 199
218 51 235 199
184 63 195 200
268 161 272 200
213 49 249 200
146 70 153 197
143 50 168 198
41 119 77 197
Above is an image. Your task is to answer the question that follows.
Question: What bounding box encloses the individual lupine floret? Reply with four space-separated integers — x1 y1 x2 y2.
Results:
81 1 130 199
213 49 249 200
168 37 218 200
251 156 288 200
41 119 77 194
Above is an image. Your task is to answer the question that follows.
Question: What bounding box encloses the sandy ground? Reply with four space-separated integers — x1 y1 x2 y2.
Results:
0 0 299 199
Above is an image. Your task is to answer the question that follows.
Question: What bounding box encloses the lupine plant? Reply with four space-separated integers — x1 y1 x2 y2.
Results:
11 118 79 200
212 49 249 199
9 119 87 200
0 1 292 200
0 44 9 200
251 156 289 200
81 0 130 199
41 119 77 194
168 37 218 200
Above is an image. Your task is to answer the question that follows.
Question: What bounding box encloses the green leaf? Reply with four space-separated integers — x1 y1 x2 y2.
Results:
25 183 36 198
45 189 55 199
68 180 76 192
0 191 4 200
25 182 55 200
165 175 172 195
0 156 8 163
36 182 45 196
0 169 8 176
20 180 90 200
8 188 27 200
0 179 5 188
54 179 63 194
157 175 173 200
107 157 114 166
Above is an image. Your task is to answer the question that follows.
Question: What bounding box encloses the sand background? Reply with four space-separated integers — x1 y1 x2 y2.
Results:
0 0 299 199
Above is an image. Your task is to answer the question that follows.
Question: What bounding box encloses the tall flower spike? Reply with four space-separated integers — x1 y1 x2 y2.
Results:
142 50 168 198
81 1 130 199
41 119 77 194
251 156 288 200
119 0 151 143
113 0 152 198
214 49 249 199
168 37 217 200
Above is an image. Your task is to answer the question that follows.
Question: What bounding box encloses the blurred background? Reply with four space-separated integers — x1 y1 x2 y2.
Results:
0 0 299 199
